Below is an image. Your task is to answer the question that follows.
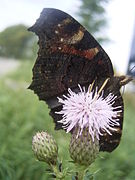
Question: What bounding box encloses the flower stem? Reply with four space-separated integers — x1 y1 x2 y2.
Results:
75 165 87 180
50 164 65 179
77 171 85 180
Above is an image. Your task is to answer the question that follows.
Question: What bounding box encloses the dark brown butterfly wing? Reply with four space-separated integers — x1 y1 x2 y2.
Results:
28 8 114 102
96 77 124 152
29 8 124 152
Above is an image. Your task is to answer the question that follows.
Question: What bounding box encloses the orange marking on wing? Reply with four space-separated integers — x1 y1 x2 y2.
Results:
51 45 99 60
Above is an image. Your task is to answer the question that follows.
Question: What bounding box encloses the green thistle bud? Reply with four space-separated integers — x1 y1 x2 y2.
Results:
69 127 99 166
32 131 58 165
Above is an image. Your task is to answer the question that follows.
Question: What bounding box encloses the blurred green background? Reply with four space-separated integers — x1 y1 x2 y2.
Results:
0 0 135 179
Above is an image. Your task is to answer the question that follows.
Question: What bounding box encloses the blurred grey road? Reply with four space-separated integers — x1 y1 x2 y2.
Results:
0 57 20 76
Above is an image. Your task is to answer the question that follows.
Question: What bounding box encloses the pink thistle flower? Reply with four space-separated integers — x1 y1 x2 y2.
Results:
56 84 122 141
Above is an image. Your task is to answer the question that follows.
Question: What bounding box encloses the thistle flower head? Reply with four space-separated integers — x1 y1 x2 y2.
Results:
56 83 121 141
32 131 58 165
70 126 99 166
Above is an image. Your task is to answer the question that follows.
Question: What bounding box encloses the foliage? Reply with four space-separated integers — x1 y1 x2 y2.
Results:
77 0 110 42
0 25 37 60
0 61 135 179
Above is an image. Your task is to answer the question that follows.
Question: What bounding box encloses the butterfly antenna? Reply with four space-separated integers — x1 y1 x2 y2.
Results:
89 80 95 93
97 78 110 95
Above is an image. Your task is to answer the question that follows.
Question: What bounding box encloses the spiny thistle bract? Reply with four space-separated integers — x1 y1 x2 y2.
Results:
69 126 99 166
32 131 58 165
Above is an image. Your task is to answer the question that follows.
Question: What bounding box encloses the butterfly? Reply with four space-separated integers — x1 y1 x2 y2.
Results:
28 8 132 152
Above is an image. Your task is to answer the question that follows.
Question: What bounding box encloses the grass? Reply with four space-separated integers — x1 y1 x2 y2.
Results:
0 60 135 179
